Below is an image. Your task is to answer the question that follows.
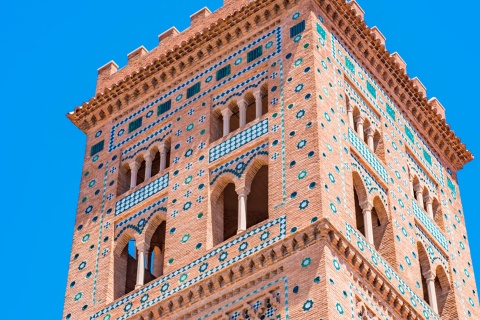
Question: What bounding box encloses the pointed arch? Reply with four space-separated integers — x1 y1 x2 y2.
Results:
245 162 269 230
242 155 269 193
210 176 240 246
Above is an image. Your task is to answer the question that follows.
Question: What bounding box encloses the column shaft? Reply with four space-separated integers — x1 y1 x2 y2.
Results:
426 277 438 313
135 249 145 288
238 100 247 127
363 209 374 245
160 151 167 171
254 91 263 118
238 194 247 233
144 156 153 180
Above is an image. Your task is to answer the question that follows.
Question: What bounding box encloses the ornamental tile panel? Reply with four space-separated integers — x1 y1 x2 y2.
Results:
348 127 388 183
209 119 269 163
412 200 448 251
115 173 169 216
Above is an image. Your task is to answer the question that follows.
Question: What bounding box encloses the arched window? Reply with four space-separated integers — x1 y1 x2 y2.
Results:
211 109 224 142
435 265 451 317
371 197 395 266
422 187 430 211
418 241 454 316
354 188 366 238
117 164 131 196
114 238 138 299
244 92 256 125
432 198 444 231
136 156 146 186
373 130 385 161
212 182 238 246
352 172 368 239
246 165 268 229
363 118 372 146
146 221 166 281
151 149 161 177
229 102 240 133
417 242 431 304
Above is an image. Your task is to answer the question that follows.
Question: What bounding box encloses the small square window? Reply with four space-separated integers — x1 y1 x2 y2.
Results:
187 82 201 98
157 100 171 116
216 65 231 81
290 20 306 38
90 140 104 156
247 46 263 63
128 117 143 133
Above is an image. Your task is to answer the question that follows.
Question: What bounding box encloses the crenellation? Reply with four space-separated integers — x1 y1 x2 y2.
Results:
412 77 427 99
347 0 365 20
370 26 386 46
190 7 212 27
127 46 149 64
157 27 180 45
391 52 407 73
429 97 446 120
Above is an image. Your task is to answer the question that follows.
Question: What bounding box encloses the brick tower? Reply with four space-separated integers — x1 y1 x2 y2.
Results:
63 0 479 319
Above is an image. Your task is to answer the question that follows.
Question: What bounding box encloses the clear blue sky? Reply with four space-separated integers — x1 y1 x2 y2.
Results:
1 0 479 318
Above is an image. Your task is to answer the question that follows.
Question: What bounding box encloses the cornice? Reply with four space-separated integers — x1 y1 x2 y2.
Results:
67 0 472 171
123 219 428 320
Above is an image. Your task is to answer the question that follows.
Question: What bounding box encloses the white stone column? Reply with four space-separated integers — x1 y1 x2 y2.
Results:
361 202 374 245
159 144 169 171
425 195 434 219
424 271 438 313
253 89 263 118
415 186 424 208
129 161 140 189
355 115 365 141
347 104 355 128
221 108 233 137
366 127 375 151
144 152 154 181
236 187 250 234
238 98 247 127
135 243 147 289
409 173 414 197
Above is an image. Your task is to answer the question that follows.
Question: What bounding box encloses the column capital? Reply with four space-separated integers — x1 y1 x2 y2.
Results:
236 186 251 197
129 161 141 171
221 108 233 117
360 200 373 211
237 98 248 109
365 127 375 137
423 270 436 281
158 142 170 154
346 103 354 112
424 194 433 204
135 241 149 253
253 89 263 99
413 184 423 194
143 151 155 162
354 115 365 124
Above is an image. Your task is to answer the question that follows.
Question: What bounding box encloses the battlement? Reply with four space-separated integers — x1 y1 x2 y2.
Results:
93 1 250 95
